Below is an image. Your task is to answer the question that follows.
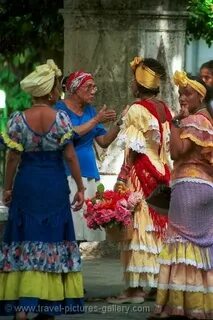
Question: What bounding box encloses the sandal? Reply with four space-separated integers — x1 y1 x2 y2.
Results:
107 295 145 304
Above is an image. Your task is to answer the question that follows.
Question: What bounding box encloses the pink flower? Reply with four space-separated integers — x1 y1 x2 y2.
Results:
84 189 135 229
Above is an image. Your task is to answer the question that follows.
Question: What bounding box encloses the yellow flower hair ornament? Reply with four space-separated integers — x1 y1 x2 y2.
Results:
173 70 206 98
130 56 144 72
173 71 188 87
130 56 160 89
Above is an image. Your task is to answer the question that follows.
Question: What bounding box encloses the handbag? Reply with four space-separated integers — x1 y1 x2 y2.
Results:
146 184 171 215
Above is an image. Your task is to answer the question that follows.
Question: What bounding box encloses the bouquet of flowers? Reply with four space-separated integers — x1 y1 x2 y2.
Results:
84 183 142 241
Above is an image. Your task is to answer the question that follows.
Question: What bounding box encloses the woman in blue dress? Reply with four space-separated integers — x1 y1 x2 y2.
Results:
56 71 122 242
0 60 85 320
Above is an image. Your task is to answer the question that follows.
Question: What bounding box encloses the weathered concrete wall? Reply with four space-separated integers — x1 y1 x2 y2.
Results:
62 0 188 112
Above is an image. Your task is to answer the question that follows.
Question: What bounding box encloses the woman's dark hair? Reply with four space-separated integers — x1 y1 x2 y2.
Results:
200 60 213 74
61 76 69 93
136 58 166 96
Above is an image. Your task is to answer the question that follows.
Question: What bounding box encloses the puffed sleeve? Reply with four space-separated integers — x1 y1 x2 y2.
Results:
180 113 213 165
180 114 213 147
1 111 24 151
55 110 75 147
117 103 160 153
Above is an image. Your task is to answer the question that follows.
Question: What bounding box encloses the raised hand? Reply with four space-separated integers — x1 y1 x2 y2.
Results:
96 105 117 123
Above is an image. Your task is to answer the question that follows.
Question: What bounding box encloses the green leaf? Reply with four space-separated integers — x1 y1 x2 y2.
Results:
97 183 105 193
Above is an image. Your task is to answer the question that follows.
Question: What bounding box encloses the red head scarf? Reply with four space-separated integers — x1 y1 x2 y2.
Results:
66 71 93 93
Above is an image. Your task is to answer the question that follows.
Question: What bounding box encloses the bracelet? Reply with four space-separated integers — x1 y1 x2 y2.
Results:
171 118 181 128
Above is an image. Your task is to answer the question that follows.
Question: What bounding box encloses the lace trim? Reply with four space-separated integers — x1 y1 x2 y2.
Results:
122 243 161 254
117 134 146 153
171 178 213 188
158 283 213 293
126 265 160 274
127 280 158 288
157 258 207 269
164 235 187 244
182 122 213 134
1 132 23 152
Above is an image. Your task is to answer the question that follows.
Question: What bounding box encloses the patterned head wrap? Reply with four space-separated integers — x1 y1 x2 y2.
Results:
173 71 206 97
66 71 93 94
20 59 61 97
130 56 160 89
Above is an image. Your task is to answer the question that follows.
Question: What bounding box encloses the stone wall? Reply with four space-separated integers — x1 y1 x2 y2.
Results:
62 0 188 112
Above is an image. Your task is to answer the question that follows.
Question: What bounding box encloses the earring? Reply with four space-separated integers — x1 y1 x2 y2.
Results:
48 94 53 101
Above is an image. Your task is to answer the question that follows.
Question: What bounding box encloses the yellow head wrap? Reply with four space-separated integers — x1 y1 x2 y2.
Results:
20 59 62 97
130 56 160 89
173 71 206 97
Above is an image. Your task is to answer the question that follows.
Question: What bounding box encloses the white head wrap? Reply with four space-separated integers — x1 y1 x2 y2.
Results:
20 59 62 97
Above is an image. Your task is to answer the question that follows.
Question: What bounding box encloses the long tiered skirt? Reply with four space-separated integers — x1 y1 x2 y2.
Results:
120 167 167 289
154 180 213 319
0 151 84 316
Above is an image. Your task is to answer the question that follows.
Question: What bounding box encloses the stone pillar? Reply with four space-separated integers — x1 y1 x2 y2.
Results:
62 0 188 112
62 0 188 178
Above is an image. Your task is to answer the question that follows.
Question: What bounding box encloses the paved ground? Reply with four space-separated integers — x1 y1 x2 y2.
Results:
3 257 154 320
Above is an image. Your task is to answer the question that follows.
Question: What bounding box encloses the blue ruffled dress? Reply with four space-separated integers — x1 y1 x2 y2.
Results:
0 110 84 316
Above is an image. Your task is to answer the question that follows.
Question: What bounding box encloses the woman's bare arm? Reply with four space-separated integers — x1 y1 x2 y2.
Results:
170 125 193 160
4 150 21 191
63 143 85 211
3 150 21 205
95 125 120 148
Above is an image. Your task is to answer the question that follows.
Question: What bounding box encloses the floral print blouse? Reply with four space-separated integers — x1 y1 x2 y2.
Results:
2 110 74 152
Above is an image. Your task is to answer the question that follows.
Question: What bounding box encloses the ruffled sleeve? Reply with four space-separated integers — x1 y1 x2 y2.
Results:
55 110 74 146
180 114 213 148
180 114 213 165
1 112 24 152
117 103 160 153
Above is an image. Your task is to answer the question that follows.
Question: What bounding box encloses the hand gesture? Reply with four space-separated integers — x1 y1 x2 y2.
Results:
71 190 85 211
3 190 12 207
96 105 116 123
177 105 190 119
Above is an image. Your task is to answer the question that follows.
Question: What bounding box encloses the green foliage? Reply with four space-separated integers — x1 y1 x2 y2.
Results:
187 0 213 46
97 183 105 194
0 0 64 114
0 0 64 60
0 56 32 113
